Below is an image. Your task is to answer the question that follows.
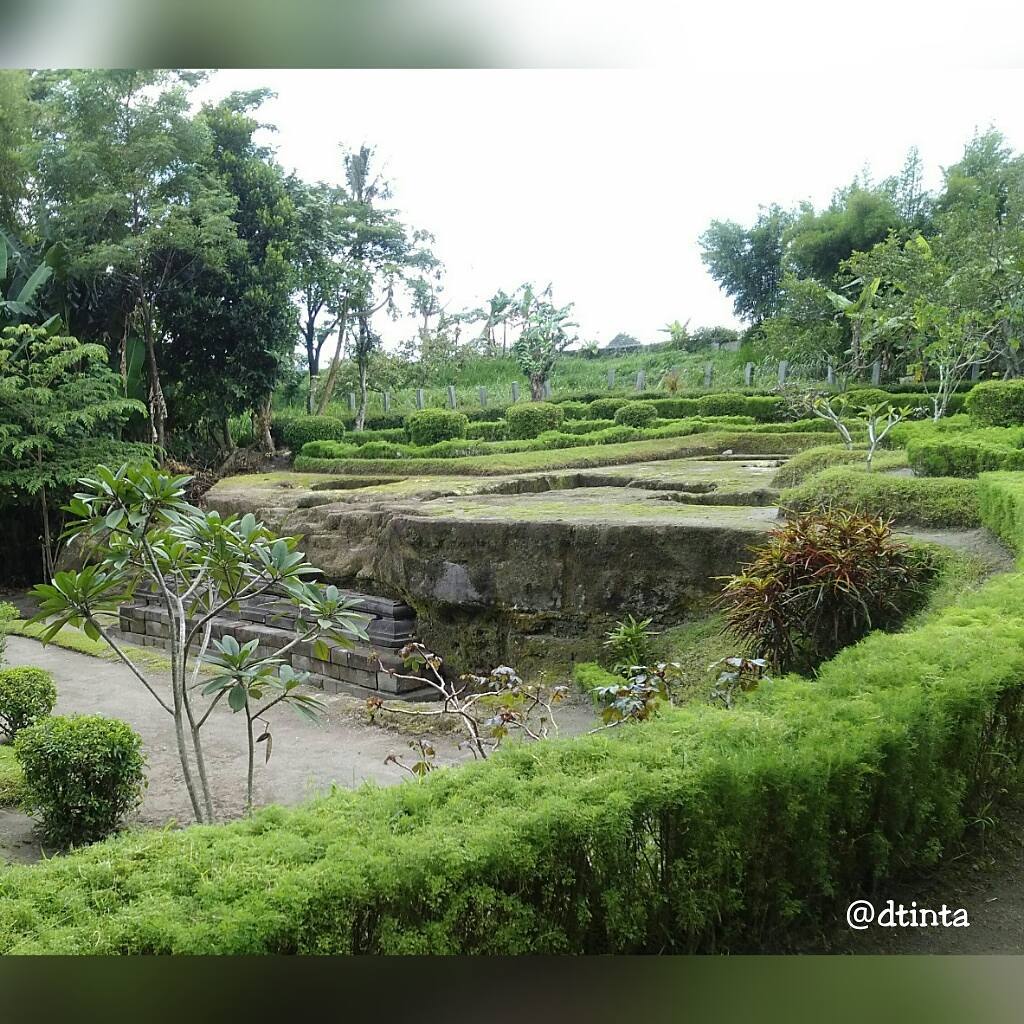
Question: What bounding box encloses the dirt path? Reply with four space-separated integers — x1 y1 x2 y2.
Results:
1 635 471 861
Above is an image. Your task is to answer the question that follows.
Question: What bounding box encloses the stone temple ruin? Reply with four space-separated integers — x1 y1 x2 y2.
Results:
117 587 439 701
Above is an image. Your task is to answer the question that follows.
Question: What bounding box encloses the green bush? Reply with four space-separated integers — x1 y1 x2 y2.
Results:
965 380 1024 427
557 401 589 420
465 421 508 441
696 394 786 421
719 508 933 673
348 441 407 460
281 416 347 451
587 398 629 420
347 427 407 444
647 397 701 419
0 667 57 739
299 440 362 460
906 427 1024 477
14 715 146 847
560 418 617 435
506 402 565 439
414 439 489 458
613 401 658 428
781 467 980 528
0 600 16 665
407 408 469 446
772 446 907 488
978 472 1024 558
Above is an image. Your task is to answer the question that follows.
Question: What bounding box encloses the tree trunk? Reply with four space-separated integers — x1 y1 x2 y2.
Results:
314 301 350 416
143 315 167 449
305 321 319 414
850 321 863 378
530 372 545 401
356 345 369 431
256 395 275 455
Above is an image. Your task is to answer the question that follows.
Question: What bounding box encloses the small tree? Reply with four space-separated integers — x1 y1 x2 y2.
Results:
30 463 370 821
512 286 577 400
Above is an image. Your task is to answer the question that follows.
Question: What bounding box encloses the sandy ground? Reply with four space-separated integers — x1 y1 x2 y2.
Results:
0 634 597 863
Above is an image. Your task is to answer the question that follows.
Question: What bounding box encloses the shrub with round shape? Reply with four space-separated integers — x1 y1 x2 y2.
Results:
15 715 146 847
281 416 347 451
0 667 56 740
407 409 469 446
965 380 1024 427
614 401 658 428
588 398 629 420
505 402 565 439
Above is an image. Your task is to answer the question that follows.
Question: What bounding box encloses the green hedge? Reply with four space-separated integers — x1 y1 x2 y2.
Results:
280 416 347 451
771 445 907 488
965 380 1024 427
6 551 1024 950
781 467 980 528
506 402 565 439
978 472 1024 558
906 427 1024 477
465 421 509 441
0 744 24 806
613 401 659 428
407 409 469 446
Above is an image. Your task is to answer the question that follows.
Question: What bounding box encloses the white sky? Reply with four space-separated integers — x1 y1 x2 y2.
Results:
195 69 1024 348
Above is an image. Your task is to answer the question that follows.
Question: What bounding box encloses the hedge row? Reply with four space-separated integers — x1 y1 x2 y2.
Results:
906 426 1024 477
965 379 1024 427
5 506 1024 951
780 467 980 528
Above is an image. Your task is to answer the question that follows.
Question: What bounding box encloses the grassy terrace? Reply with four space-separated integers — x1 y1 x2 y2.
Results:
294 431 827 477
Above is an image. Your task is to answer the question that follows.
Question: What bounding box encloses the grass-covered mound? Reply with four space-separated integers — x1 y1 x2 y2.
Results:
780 467 979 528
0 745 23 806
771 445 908 488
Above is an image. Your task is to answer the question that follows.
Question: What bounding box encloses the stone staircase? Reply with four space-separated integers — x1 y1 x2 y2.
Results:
116 589 438 701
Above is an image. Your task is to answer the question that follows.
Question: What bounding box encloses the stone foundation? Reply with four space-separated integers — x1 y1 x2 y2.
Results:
116 590 437 702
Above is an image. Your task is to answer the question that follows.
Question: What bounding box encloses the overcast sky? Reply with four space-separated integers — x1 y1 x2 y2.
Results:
195 69 1024 348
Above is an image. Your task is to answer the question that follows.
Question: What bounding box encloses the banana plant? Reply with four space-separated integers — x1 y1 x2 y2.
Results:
826 276 881 376
0 232 62 326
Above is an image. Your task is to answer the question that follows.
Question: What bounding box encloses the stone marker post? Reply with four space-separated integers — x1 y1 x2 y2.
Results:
608 368 616 389
347 391 356 412
543 380 553 399
383 391 391 413
971 362 981 382
415 388 425 410
778 360 789 386
704 363 713 388
635 370 646 391
478 386 488 407
871 360 881 386
511 381 520 403
744 362 754 387
826 362 835 387
447 385 457 409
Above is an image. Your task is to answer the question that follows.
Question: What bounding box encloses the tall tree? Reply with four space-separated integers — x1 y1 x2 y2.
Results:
699 205 793 325
158 90 297 455
512 285 577 399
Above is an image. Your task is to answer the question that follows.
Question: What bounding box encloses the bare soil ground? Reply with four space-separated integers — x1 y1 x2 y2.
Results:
0 634 597 864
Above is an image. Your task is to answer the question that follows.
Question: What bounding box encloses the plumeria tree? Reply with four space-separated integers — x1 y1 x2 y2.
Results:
30 463 369 821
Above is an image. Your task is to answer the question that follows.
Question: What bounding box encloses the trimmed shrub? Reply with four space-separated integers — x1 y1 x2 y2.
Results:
465 421 508 441
560 418 617 435
978 472 1024 558
557 401 589 420
781 467 980 528
906 428 1024 477
613 401 659 428
407 408 469 446
349 441 406 460
587 398 629 420
281 416 347 451
465 407 508 423
15 715 146 847
965 380 1024 427
413 439 489 458
648 397 701 418
0 667 57 739
506 402 565 439
697 394 786 421
347 428 407 444
772 445 907 488
299 441 362 460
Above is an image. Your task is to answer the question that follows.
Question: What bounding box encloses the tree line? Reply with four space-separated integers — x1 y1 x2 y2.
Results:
699 131 1024 387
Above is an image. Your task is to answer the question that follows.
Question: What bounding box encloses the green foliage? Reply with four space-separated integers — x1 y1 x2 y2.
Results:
602 615 657 673
406 408 469 446
15 715 146 847
280 416 347 450
0 666 57 739
505 402 565 439
298 440 362 460
464 421 508 441
7 565 1024 951
904 424 1024 477
512 287 577 399
978 472 1024 558
587 398 629 420
771 445 907 488
613 401 658 428
0 600 16 664
781 467 981 527
351 441 406 460
696 394 785 420
556 400 589 419
719 508 933 672
965 380 1024 426
0 744 23 806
